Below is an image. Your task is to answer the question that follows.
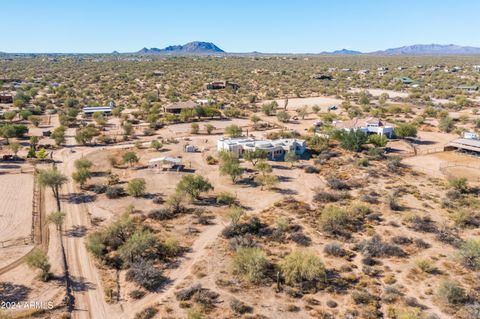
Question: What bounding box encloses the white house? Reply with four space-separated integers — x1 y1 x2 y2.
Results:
217 137 306 160
82 106 113 117
333 117 394 137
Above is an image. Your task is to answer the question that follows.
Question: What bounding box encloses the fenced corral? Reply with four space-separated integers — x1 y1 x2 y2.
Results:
0 170 35 247
440 162 480 182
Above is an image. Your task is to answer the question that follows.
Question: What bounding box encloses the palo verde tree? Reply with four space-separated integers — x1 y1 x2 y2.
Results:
176 174 213 200
38 168 68 211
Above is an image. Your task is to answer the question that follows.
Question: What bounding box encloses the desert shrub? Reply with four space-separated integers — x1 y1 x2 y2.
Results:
279 250 325 285
26 248 51 281
229 235 256 251
458 239 480 270
126 259 164 291
216 192 236 205
445 189 462 200
289 232 311 246
148 208 173 220
405 214 437 233
163 237 181 258
304 165 319 174
449 177 468 193
387 156 402 173
436 226 461 246
129 290 146 300
313 190 344 203
119 229 158 263
361 194 379 204
356 235 407 258
451 210 479 228
391 236 412 245
414 238 430 249
351 290 376 304
205 155 218 165
192 289 219 309
326 176 350 190
232 247 268 283
437 280 467 305
355 158 369 167
324 243 346 257
230 298 252 314
368 147 386 160
385 192 401 211
416 259 437 273
106 186 124 199
127 178 146 197
134 307 158 319
176 284 202 301
92 184 107 194
318 204 361 236
152 195 164 204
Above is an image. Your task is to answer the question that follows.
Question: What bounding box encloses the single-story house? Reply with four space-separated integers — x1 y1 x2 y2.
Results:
82 106 113 117
444 138 480 155
164 101 197 114
205 81 239 91
217 137 306 160
333 117 394 137
148 156 184 171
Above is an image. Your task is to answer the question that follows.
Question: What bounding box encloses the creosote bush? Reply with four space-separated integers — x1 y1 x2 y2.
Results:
232 247 269 283
279 249 325 286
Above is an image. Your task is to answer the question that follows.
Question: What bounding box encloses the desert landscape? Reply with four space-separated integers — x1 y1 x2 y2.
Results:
1 2 480 319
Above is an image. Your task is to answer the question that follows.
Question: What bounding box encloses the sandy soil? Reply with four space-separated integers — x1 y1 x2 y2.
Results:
261 96 343 111
0 173 34 242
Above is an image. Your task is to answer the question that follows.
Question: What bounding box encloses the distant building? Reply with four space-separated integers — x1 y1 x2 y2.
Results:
333 117 394 137
82 106 113 117
445 138 480 155
473 65 480 72
148 156 183 171
358 69 370 75
164 101 197 114
205 81 239 91
217 137 306 160
152 70 164 76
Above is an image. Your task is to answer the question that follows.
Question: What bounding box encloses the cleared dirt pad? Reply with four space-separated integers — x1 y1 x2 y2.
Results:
0 173 34 242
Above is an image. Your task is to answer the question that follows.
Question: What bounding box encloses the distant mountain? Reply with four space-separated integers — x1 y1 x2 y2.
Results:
137 41 224 54
331 49 362 55
371 44 480 56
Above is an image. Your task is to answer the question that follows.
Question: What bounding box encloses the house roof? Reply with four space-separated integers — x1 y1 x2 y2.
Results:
82 106 113 113
149 156 182 164
446 138 480 152
333 117 392 130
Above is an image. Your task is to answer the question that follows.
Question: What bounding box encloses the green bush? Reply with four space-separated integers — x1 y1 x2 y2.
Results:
232 247 268 283
279 249 325 285
437 280 467 305
458 239 480 270
127 178 146 197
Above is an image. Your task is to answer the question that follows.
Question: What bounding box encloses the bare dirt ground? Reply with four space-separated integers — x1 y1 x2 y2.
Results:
0 173 34 243
261 96 343 111
403 151 480 182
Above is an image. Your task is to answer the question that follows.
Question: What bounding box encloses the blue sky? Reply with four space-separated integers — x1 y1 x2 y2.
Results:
3 0 480 53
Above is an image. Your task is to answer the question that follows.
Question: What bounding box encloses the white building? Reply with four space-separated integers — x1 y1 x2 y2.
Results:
82 106 113 117
217 137 306 160
333 117 394 137
148 157 183 171
463 132 479 140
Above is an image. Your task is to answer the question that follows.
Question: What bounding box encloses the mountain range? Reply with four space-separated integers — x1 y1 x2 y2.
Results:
137 41 224 54
132 42 480 56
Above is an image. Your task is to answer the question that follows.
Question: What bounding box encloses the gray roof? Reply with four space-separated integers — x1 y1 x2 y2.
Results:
83 106 112 113
165 101 197 110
